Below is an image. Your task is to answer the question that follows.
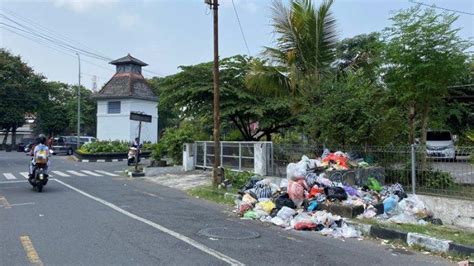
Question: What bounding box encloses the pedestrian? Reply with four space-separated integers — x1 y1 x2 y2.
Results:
47 135 53 149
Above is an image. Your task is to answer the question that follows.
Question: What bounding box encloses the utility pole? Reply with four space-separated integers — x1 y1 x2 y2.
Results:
205 0 221 186
76 53 81 150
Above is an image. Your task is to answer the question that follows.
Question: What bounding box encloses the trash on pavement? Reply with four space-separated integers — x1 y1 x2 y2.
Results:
234 150 440 239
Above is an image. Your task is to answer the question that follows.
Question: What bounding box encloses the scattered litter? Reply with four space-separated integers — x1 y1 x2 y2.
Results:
233 150 440 241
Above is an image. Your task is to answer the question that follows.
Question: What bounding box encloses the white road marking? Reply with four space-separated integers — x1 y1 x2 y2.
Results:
94 170 119 177
53 179 244 266
9 202 35 207
3 173 17 180
19 172 30 179
0 180 27 184
66 170 86 177
80 170 103 177
52 171 71 177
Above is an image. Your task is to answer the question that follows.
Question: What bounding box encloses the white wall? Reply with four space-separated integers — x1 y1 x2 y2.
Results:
97 99 158 143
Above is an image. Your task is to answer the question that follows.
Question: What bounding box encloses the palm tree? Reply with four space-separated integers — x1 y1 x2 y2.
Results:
246 0 337 97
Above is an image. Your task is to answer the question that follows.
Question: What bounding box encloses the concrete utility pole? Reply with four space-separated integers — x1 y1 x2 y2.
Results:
205 0 221 186
76 53 81 150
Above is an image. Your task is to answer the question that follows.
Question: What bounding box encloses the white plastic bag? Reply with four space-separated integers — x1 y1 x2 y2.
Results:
276 206 296 221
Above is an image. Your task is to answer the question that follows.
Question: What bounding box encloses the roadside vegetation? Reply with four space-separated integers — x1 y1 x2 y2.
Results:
357 218 474 246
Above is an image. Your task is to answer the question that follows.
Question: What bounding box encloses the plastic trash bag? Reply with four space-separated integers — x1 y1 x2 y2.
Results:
343 185 359 197
238 176 261 194
288 180 305 207
279 178 288 189
398 195 432 218
316 173 332 187
256 201 276 214
271 216 287 227
307 201 318 212
253 183 273 199
367 177 382 192
309 185 324 198
276 206 296 221
294 221 317 231
324 186 348 201
275 193 296 209
290 213 313 227
238 202 253 215
388 213 418 224
286 156 312 180
383 195 398 214
339 224 361 238
242 193 257 204
243 210 257 219
305 173 318 187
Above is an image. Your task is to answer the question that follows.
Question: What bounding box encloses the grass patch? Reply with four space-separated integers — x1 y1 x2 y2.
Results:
187 185 238 206
357 218 474 246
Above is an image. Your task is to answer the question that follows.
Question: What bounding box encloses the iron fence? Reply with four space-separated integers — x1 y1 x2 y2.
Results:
269 144 474 200
194 141 273 174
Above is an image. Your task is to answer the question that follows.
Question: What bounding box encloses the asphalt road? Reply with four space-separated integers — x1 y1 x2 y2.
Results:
0 151 454 265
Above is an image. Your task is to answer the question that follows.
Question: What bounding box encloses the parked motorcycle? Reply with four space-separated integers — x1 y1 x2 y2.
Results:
127 147 140 166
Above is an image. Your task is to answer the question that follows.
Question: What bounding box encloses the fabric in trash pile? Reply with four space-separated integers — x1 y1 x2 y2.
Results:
233 152 440 240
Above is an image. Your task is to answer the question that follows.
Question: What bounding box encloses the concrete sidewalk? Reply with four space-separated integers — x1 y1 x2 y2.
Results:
143 166 211 190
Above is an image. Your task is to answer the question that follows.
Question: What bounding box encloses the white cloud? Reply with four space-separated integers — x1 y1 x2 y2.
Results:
117 13 141 31
52 0 118 13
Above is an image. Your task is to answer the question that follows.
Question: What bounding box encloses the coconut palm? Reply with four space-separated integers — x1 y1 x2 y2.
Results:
247 0 337 97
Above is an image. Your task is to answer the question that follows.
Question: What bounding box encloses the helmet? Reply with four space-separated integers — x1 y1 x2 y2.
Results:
38 134 46 144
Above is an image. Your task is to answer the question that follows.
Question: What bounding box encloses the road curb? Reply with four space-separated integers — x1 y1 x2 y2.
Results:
349 220 473 256
73 156 126 163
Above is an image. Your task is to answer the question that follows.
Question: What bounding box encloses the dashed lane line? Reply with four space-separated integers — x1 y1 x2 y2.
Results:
20 235 43 266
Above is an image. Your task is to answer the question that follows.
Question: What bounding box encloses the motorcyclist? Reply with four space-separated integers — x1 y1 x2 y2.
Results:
28 134 50 180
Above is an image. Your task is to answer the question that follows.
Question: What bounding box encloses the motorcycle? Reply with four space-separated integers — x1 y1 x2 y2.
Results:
29 149 49 192
127 147 140 166
29 162 49 192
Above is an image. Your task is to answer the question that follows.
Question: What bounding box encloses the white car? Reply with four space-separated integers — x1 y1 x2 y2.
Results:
426 130 456 160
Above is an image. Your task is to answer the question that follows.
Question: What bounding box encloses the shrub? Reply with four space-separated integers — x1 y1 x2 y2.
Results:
151 142 165 161
224 168 253 188
419 170 455 189
159 122 208 164
78 140 129 153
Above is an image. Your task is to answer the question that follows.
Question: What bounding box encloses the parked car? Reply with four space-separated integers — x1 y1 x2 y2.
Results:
51 136 96 155
17 138 34 152
426 130 456 160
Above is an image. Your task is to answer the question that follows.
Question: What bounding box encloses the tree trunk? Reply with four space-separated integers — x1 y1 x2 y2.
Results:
266 133 272 141
420 103 430 171
11 126 17 146
2 127 10 145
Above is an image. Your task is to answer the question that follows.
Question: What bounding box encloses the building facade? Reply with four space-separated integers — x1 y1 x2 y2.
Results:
95 54 158 143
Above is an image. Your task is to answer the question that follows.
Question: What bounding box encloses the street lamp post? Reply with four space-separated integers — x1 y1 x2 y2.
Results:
76 53 81 150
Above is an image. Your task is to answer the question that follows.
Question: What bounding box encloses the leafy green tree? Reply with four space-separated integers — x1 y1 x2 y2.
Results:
65 86 97 136
0 49 46 145
34 82 71 136
159 55 297 141
148 77 179 137
312 71 404 146
383 6 471 145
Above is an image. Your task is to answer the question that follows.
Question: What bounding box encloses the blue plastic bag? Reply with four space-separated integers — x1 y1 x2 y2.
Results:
383 196 398 214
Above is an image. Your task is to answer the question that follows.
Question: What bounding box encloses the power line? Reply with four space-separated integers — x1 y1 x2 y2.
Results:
409 0 474 16
1 8 110 60
1 10 162 77
231 0 251 56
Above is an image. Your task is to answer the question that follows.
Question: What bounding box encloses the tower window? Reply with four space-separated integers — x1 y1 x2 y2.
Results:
107 101 121 114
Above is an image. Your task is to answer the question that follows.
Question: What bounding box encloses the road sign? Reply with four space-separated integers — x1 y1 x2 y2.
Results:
130 112 152 123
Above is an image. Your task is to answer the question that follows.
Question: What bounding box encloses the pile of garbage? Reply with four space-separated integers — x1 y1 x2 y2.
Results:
234 151 439 239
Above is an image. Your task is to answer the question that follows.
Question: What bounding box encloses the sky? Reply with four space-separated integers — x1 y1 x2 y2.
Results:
1 0 473 89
